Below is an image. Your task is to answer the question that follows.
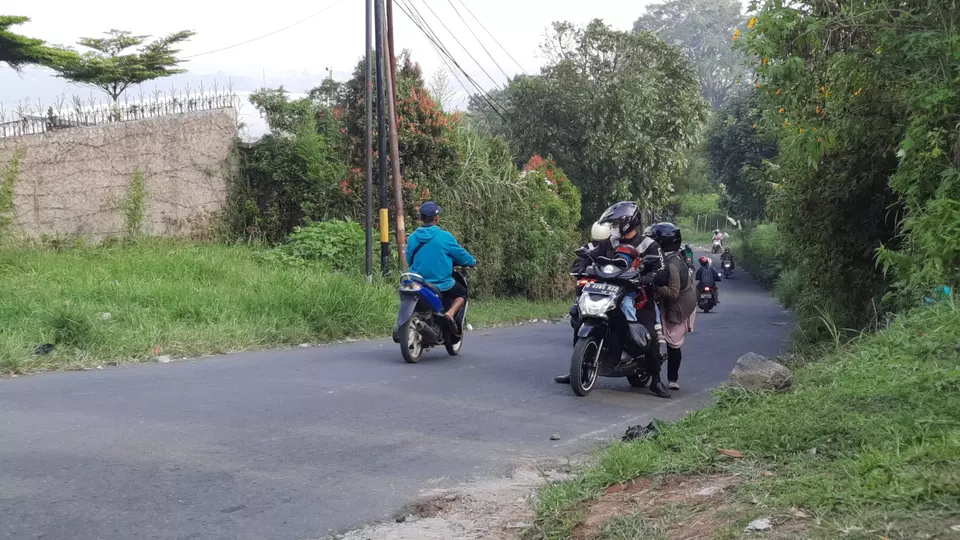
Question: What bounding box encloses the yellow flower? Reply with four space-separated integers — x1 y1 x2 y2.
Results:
732 28 741 41
784 120 790 126
755 83 761 89
752 122 758 129
825 90 830 97
799 128 805 134
776 89 781 95
855 88 863 96
762 57 769 65
748 18 757 29
778 107 785 113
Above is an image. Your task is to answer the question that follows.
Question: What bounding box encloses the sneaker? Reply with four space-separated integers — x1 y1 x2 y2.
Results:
668 381 680 391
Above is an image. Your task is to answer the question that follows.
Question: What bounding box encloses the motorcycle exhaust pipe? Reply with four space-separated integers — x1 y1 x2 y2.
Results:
417 319 441 343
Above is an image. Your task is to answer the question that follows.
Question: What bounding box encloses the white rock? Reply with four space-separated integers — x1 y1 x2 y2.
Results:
730 353 793 391
298 343 310 348
101 312 112 321
745 517 773 531
157 355 172 364
696 486 722 496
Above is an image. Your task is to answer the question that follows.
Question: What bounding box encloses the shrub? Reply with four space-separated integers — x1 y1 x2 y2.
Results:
740 223 784 287
264 219 365 273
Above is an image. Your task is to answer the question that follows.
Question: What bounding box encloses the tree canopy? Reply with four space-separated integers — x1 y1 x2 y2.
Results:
479 20 707 222
0 15 77 72
706 91 777 220
634 0 748 108
52 29 195 103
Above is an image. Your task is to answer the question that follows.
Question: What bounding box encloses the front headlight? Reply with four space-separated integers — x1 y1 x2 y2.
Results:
579 294 617 318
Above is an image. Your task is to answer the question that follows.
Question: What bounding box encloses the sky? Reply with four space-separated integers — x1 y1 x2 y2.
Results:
2 0 653 138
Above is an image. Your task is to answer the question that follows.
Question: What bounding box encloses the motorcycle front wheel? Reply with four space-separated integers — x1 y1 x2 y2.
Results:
570 336 602 396
399 319 423 364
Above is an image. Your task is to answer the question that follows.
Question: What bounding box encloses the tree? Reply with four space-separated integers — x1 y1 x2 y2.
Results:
706 91 777 220
634 0 748 108
505 20 708 221
53 29 195 103
0 15 76 72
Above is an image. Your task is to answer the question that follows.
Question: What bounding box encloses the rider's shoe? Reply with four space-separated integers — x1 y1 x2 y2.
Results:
554 374 571 384
648 377 672 398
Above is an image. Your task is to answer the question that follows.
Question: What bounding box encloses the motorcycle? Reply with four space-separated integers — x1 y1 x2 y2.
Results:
697 282 717 312
392 269 469 363
721 258 734 278
569 254 662 397
712 239 723 253
571 248 662 348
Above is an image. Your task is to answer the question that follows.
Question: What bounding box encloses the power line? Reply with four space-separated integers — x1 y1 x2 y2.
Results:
395 0 506 120
182 0 350 59
410 0 504 92
446 0 511 81
454 0 527 75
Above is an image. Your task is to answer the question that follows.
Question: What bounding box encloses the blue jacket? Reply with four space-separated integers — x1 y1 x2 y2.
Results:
406 225 476 291
696 267 722 285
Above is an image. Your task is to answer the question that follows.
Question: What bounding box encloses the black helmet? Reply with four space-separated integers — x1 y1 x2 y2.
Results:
598 202 641 236
650 222 682 253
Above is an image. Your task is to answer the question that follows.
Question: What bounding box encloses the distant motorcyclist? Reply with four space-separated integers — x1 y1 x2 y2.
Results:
682 244 694 268
406 202 476 337
721 247 735 266
695 256 722 304
712 229 724 247
555 202 671 398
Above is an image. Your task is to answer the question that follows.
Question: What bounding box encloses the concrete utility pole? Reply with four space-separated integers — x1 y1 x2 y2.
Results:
364 0 374 281
384 0 407 270
374 0 390 275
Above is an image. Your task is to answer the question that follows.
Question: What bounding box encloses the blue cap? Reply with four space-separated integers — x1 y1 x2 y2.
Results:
419 201 442 218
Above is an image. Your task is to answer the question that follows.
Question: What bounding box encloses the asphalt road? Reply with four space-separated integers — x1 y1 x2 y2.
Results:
0 262 791 540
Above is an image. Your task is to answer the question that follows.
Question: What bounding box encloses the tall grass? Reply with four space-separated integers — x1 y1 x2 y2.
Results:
524 301 960 539
0 241 568 373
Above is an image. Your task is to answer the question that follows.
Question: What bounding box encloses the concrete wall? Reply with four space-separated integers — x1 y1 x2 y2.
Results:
0 108 237 240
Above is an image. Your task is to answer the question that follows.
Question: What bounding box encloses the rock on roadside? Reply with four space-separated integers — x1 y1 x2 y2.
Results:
730 353 792 391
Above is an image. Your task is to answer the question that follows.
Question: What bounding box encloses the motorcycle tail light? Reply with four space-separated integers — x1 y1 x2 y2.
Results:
576 279 594 287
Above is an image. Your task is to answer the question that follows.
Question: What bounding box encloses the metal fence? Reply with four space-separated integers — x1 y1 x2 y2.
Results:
0 82 239 139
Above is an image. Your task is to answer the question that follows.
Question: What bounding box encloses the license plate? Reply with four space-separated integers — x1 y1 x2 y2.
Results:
700 293 712 299
583 282 621 295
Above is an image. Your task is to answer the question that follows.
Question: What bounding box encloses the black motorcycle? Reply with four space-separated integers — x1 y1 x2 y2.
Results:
569 254 662 397
697 281 717 312
721 258 734 278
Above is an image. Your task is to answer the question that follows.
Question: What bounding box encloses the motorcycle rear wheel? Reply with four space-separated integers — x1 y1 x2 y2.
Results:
399 320 423 364
570 336 601 396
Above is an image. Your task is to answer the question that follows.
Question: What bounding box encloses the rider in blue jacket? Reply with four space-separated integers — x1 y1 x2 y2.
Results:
406 202 476 332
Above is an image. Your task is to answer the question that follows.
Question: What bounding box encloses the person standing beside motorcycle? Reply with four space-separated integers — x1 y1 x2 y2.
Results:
649 223 697 391
696 256 722 305
405 202 476 337
554 202 671 398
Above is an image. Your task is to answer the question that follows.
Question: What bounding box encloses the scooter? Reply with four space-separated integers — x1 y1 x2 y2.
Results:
712 240 723 253
569 255 663 397
697 282 717 312
392 270 468 363
721 259 734 278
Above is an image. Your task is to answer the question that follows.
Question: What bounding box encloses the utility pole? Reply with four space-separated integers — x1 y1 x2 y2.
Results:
374 0 390 275
384 0 407 269
364 0 374 281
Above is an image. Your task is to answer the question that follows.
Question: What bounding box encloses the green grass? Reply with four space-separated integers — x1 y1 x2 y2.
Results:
523 301 960 539
0 241 569 374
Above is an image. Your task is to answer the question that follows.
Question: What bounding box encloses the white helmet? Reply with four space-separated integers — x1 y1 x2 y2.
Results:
591 221 612 242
